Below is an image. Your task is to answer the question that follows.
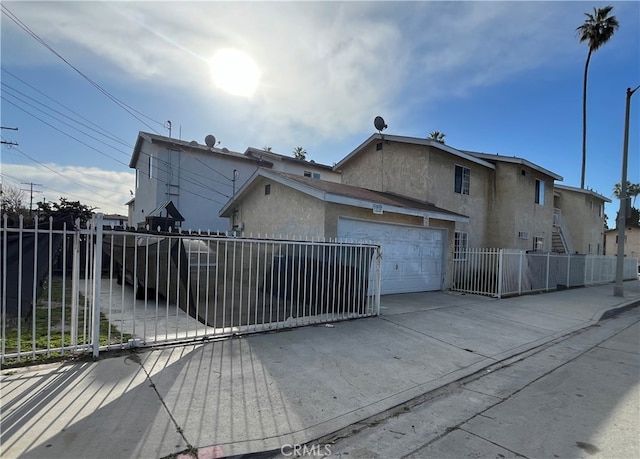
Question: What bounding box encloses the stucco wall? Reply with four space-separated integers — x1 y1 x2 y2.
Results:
605 227 640 259
339 141 490 248
487 163 554 251
555 189 606 254
234 178 326 238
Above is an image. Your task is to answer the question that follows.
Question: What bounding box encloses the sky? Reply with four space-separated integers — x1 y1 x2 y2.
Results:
1 1 639 224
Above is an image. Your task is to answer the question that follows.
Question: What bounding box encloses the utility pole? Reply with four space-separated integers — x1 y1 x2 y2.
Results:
614 84 640 297
21 182 42 215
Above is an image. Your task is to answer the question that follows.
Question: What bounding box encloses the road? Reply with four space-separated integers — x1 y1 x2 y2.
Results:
298 308 640 459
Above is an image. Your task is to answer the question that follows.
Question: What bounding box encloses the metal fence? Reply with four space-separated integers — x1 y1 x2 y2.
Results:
1 214 381 364
452 248 639 298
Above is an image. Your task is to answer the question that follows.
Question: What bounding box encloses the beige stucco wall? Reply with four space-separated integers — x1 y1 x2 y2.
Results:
555 189 606 254
486 163 555 251
338 141 491 248
605 227 640 259
233 177 326 239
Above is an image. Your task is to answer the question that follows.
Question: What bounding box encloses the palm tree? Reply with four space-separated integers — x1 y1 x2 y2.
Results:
262 146 272 152
577 5 619 189
428 131 446 144
613 181 640 207
292 147 307 160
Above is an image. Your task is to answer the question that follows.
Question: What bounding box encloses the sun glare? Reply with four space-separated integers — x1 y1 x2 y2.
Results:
210 49 261 98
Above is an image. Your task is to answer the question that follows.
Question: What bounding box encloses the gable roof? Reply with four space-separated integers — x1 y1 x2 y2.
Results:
333 133 496 171
554 184 611 203
244 147 335 171
465 151 563 181
220 168 469 223
129 132 266 169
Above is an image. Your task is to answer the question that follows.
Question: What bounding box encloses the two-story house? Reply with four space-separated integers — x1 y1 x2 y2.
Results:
128 132 339 231
219 132 608 294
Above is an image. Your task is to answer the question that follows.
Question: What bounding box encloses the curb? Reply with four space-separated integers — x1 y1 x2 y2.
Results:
598 300 640 322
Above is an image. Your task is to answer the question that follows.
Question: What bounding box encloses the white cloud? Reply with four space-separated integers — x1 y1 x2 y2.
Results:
1 163 134 215
2 1 633 150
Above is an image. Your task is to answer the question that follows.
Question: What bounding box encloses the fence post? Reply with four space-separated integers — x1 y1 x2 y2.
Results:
546 252 550 292
374 245 382 315
518 250 523 295
497 249 503 299
92 214 104 359
71 226 80 348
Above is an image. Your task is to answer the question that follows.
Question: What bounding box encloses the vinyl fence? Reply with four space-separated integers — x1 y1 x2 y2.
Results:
452 248 639 298
1 214 381 364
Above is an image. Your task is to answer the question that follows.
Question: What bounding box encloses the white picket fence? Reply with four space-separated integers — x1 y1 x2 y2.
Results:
452 248 639 298
1 214 381 364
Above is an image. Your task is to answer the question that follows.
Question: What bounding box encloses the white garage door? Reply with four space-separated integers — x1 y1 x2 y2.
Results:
338 218 444 294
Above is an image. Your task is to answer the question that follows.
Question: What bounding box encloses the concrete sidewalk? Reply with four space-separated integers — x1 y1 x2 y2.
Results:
1 281 639 459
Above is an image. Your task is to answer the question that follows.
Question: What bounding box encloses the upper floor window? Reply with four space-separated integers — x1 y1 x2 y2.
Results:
533 236 544 251
304 171 321 179
455 165 470 195
148 156 153 179
535 179 544 205
136 169 140 189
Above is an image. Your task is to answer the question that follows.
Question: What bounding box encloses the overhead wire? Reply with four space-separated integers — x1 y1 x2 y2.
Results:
1 4 164 132
1 68 133 149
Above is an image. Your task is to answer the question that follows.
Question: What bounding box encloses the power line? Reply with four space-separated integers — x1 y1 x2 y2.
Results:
1 68 133 148
20 181 42 214
1 4 164 132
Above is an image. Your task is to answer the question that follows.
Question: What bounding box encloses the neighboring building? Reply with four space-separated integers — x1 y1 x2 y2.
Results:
244 147 341 183
553 185 610 254
102 213 128 228
128 132 336 231
220 168 468 294
605 226 640 261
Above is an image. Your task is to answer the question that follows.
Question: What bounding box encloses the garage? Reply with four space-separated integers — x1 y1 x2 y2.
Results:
338 217 445 294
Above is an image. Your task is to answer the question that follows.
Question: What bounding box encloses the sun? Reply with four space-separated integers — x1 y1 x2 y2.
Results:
210 49 261 98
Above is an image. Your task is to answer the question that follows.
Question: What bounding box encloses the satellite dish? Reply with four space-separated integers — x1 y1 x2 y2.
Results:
189 140 199 146
205 134 217 147
374 116 387 132
221 147 229 153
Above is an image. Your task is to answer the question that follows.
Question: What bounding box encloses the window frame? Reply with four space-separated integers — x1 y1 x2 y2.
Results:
535 179 544 205
454 231 469 260
454 165 470 195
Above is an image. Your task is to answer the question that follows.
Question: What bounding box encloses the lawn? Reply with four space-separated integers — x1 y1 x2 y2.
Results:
2 275 131 367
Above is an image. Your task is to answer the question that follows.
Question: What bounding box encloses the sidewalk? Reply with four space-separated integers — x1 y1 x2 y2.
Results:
1 280 639 459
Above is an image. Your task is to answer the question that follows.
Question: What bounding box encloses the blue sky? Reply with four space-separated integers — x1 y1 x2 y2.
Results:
1 1 639 223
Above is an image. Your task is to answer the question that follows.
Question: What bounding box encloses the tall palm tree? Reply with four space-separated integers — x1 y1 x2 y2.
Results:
262 146 272 152
292 146 307 160
428 131 446 144
577 5 619 189
613 181 640 207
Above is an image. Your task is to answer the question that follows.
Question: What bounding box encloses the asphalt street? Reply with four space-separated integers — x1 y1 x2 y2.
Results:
304 308 640 459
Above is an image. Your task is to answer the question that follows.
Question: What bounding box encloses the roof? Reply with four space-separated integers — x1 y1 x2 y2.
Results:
465 151 563 181
554 184 611 203
129 132 264 169
244 147 335 171
146 200 185 221
333 133 496 171
102 214 128 220
220 168 469 223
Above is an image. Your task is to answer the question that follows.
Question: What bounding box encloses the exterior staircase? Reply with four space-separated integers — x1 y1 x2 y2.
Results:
552 208 574 254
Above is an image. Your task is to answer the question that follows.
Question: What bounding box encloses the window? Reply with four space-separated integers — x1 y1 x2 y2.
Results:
454 231 468 260
588 243 593 253
304 171 311 177
535 179 544 205
615 235 627 244
518 231 529 239
265 184 271 195
304 171 321 179
376 142 383 151
136 169 140 189
598 204 603 217
148 156 153 179
533 236 544 251
455 165 470 195
312 172 321 179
